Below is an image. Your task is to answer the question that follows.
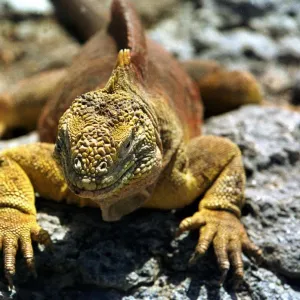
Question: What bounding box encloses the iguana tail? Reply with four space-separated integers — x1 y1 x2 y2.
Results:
182 59 263 117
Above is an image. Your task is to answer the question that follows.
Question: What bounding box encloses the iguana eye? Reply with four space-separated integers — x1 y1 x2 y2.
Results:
125 140 131 149
55 137 64 154
120 131 134 156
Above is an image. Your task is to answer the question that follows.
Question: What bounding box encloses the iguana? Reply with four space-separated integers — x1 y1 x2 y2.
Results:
0 0 263 288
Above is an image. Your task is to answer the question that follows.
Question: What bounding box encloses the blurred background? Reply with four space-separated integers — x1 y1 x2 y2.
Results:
1 0 300 109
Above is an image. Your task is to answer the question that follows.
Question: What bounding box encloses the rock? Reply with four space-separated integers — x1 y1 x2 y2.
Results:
278 2 300 20
278 36 300 63
291 72 300 105
149 3 195 59
0 106 299 299
150 3 279 62
260 65 292 94
204 105 300 284
149 18 195 59
0 17 79 90
250 14 298 38
194 29 278 61
0 0 53 14
209 0 280 30
215 0 277 20
193 6 224 29
204 105 300 172
131 0 179 26
0 131 38 150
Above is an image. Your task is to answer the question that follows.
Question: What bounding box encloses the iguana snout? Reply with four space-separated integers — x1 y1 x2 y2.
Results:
53 89 163 203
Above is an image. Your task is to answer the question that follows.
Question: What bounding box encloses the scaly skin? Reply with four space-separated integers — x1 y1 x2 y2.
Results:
0 0 263 288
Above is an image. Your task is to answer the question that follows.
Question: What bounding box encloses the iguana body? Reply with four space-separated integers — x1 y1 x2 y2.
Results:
0 0 262 287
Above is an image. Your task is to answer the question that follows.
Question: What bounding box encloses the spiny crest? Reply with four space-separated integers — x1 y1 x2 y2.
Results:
108 0 147 79
116 49 131 68
103 49 140 94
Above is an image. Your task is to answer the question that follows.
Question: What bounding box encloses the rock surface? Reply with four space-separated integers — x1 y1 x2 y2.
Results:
0 0 53 14
149 0 300 106
0 106 299 300
0 14 79 94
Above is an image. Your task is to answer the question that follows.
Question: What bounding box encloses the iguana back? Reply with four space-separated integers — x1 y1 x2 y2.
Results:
38 0 203 143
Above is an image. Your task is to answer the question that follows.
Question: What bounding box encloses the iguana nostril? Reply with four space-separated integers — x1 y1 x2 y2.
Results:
74 157 82 171
96 161 108 174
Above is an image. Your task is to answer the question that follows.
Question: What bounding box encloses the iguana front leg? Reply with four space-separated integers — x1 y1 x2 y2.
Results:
145 136 262 282
0 143 97 286
0 155 52 287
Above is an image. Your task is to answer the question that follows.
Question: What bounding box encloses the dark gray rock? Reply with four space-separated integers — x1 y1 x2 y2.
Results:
204 105 300 172
215 0 277 20
0 106 299 299
291 72 300 105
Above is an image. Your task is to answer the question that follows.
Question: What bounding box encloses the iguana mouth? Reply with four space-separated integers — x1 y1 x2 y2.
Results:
66 143 159 197
68 162 136 198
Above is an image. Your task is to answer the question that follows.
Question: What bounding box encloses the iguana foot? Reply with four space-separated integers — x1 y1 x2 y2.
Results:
0 209 52 288
177 208 262 284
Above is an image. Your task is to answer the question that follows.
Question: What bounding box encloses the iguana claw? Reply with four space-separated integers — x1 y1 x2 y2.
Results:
178 208 263 285
0 209 52 288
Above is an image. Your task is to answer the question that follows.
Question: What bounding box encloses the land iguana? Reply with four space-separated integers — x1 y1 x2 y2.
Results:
0 0 263 287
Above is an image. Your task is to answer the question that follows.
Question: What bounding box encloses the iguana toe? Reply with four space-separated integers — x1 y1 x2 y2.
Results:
2 234 18 289
178 209 262 285
241 232 263 264
0 210 52 287
31 226 52 250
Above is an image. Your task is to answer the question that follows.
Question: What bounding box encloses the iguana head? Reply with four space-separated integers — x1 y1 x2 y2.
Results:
54 50 162 212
